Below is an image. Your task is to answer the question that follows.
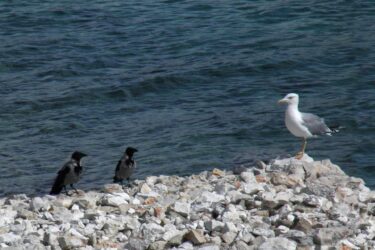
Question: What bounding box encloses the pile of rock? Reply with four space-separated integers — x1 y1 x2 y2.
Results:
0 154 374 249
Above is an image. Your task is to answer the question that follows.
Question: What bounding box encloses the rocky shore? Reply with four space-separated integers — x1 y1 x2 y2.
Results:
1 154 374 250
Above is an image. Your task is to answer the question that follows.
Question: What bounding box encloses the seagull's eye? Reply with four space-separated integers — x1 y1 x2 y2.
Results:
288 96 293 99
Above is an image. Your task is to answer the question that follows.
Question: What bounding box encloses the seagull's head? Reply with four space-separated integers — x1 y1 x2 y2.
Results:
278 93 299 106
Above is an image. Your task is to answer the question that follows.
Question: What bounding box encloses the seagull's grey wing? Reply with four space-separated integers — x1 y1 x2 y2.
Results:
301 112 331 136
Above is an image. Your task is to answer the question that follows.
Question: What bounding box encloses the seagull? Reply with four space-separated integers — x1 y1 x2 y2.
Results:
113 147 138 186
50 151 87 195
278 93 339 159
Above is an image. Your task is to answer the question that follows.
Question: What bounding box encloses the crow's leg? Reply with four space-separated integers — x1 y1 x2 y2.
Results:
63 185 69 195
127 177 132 187
70 184 79 194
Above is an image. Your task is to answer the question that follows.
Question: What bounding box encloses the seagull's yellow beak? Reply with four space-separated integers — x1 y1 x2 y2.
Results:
278 98 288 105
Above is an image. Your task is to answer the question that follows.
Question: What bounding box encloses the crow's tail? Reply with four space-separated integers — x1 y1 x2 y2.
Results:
50 175 64 195
113 176 121 183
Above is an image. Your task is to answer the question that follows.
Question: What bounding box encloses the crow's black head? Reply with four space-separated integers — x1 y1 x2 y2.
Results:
71 151 87 161
125 147 138 157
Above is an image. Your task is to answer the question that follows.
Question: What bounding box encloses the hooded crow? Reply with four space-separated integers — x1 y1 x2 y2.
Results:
50 151 87 195
113 147 138 185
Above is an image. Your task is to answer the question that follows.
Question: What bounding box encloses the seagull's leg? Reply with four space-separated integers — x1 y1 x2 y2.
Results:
70 184 79 194
127 177 132 187
295 138 307 159
302 138 307 153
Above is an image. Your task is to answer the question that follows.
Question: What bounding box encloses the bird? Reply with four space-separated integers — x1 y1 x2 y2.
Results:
278 93 339 159
113 147 138 186
50 151 87 195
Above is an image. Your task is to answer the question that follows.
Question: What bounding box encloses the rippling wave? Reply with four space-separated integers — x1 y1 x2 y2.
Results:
0 0 374 196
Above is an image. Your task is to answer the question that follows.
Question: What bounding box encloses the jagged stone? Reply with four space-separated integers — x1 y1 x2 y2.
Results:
223 222 238 233
212 168 225 177
148 240 167 250
196 244 220 250
30 197 50 212
140 183 152 194
285 230 312 245
126 238 148 250
271 173 303 187
339 239 360 250
53 197 73 208
58 235 86 249
199 191 225 203
240 171 256 183
235 240 252 250
313 227 353 245
243 182 264 195
252 227 275 238
74 196 97 209
259 237 297 250
303 195 321 207
141 223 165 242
146 176 158 186
101 194 129 207
16 208 35 220
172 201 191 217
103 184 123 193
184 230 206 245
306 160 345 180
43 232 58 246
294 217 313 233
0 232 22 245
261 192 278 209
204 220 224 232
221 231 237 244
275 225 290 235
162 228 185 246
178 241 194 250
238 228 255 243
275 191 293 205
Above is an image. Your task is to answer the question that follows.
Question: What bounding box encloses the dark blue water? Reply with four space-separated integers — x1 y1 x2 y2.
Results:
0 0 374 196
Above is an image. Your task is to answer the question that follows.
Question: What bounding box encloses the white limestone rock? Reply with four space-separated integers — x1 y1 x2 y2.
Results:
30 197 50 212
204 220 224 232
199 191 225 203
101 194 128 207
172 201 191 217
258 237 297 250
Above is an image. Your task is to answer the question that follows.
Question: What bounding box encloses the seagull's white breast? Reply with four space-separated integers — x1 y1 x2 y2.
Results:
285 106 312 138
